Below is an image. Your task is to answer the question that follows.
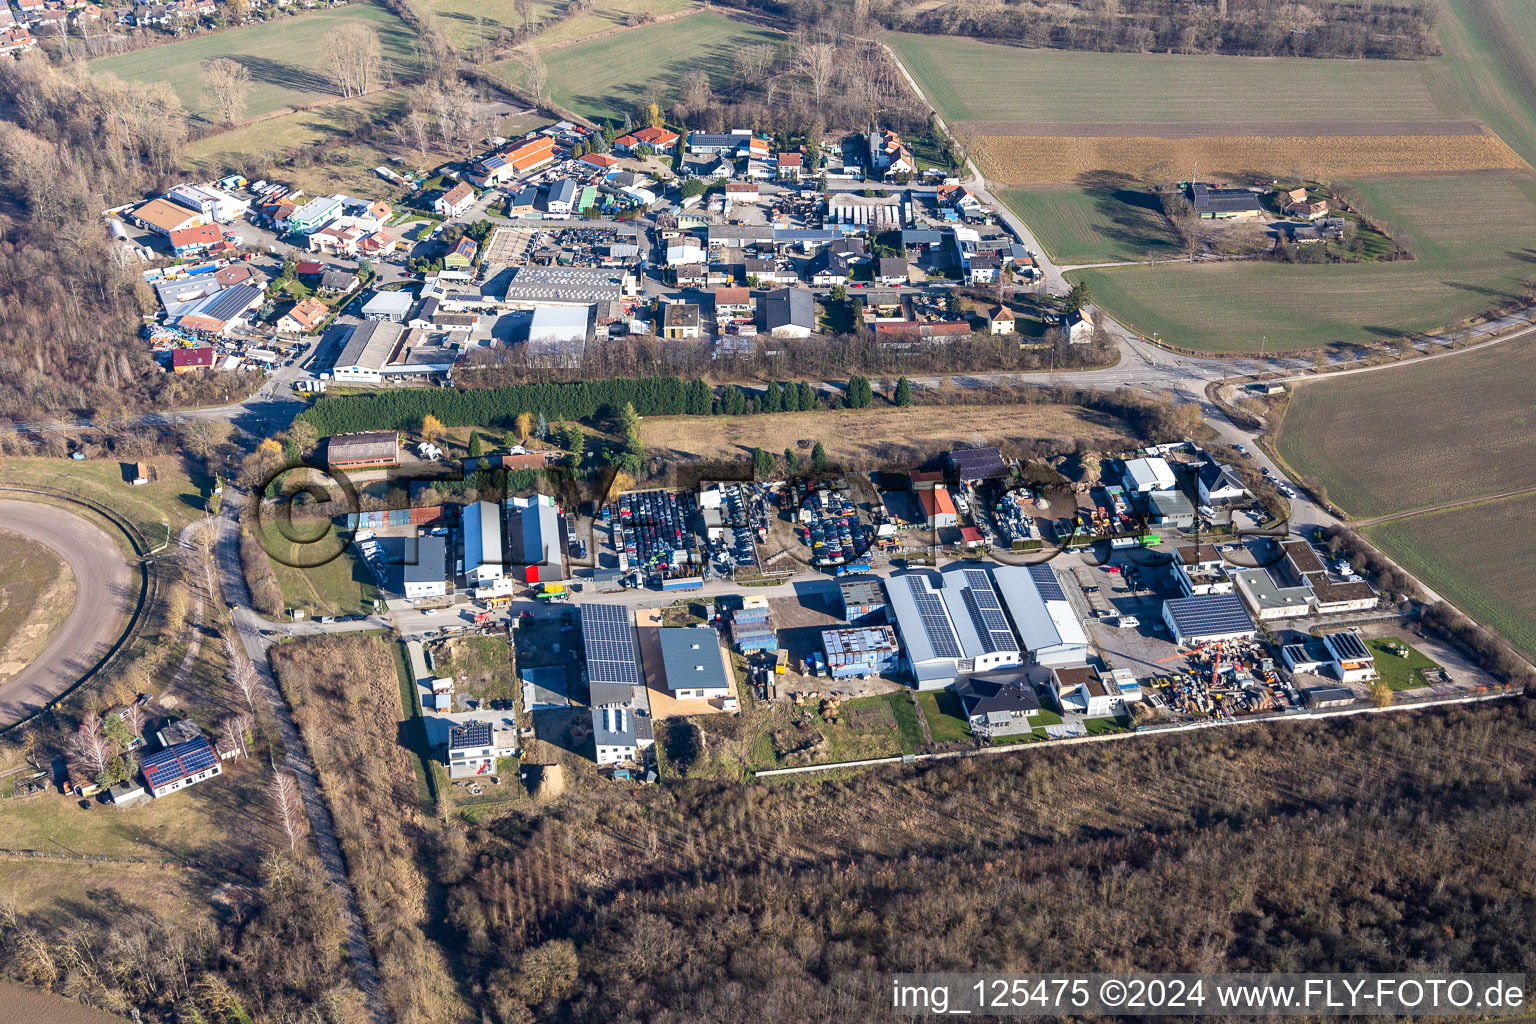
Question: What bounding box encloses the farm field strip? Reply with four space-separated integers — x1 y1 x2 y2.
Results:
1068 171 1536 355
1276 324 1536 518
971 130 1527 186
1366 492 1536 660
85 2 422 121
999 186 1180 264
1434 0 1536 166
891 32 1467 127
497 10 781 124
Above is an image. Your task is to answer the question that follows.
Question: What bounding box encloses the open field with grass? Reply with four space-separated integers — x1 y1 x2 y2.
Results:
1276 330 1536 517
437 0 698 49
534 0 698 47
891 33 1468 128
0 455 211 549
1071 172 1536 354
257 520 379 618
1363 636 1440 691
507 10 782 123
86 3 421 122
972 130 1526 186
916 689 972 744
1366 493 1536 659
185 88 402 172
439 634 513 702
0 530 74 689
641 402 1133 466
1000 183 1180 263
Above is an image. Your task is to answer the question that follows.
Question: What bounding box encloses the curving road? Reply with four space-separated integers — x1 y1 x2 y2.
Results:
0 500 133 726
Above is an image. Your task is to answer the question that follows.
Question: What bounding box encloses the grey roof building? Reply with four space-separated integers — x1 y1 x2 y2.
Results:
657 627 732 697
762 287 816 338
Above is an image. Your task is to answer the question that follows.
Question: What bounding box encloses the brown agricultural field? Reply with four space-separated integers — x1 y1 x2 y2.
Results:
968 130 1529 186
640 402 1131 466
1275 331 1536 519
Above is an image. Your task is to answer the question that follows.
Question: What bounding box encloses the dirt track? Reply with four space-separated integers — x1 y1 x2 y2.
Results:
0 500 132 727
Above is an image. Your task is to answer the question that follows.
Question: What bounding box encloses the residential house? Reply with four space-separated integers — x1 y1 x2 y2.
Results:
169 223 223 257
276 296 331 335
724 182 760 203
444 236 478 269
869 128 914 179
776 151 803 180
578 152 619 172
1286 197 1330 219
1066 310 1095 344
318 267 358 296
875 257 908 286
917 485 958 529
988 305 1015 335
955 669 1046 739
444 721 517 779
140 735 222 798
591 706 652 765
171 347 216 373
762 287 816 339
965 251 1000 285
714 286 754 325
937 183 983 218
1197 455 1251 506
308 222 365 256
506 183 540 217
434 181 476 219
662 302 702 340
807 237 866 286
1053 665 1141 717
613 125 680 156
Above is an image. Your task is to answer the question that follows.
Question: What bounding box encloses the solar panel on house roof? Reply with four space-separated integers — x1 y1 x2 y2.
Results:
905 576 961 658
581 604 641 686
1027 563 1066 602
1165 594 1254 637
962 570 1015 653
141 736 217 788
450 721 492 749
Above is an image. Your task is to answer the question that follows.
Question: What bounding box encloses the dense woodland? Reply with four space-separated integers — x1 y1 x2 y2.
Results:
0 56 249 421
444 702 1536 1022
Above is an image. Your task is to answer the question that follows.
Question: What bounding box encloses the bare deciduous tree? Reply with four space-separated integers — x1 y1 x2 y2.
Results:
200 57 251 125
320 24 382 99
795 41 837 107
181 418 231 459
678 69 711 114
268 769 308 854
219 712 252 760
225 634 260 713
69 716 111 783
511 45 550 108
734 42 776 84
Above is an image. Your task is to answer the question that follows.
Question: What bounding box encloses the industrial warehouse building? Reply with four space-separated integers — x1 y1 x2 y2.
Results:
657 627 732 700
507 494 564 583
992 564 1091 667
886 568 1022 690
1162 593 1257 646
401 534 448 599
326 431 399 470
580 603 645 707
463 500 505 587
820 626 901 679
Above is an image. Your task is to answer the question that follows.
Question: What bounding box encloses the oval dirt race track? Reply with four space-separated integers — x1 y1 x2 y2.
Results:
0 499 132 727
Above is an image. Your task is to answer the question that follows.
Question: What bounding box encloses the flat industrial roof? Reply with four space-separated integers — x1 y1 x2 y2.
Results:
657 627 731 692
335 320 404 371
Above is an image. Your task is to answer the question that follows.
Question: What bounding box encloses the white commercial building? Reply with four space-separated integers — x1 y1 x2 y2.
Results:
167 183 251 224
463 499 505 585
992 564 1092 668
402 534 448 599
1123 457 1177 493
885 567 1022 690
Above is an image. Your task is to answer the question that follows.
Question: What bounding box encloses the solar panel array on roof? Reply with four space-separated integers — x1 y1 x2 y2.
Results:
905 576 961 658
1027 563 1066 602
1165 594 1254 637
449 721 492 749
581 604 641 686
141 736 217 789
961 569 1016 654
1326 630 1371 660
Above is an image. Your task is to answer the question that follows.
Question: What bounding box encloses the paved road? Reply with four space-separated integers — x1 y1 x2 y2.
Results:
0 500 133 727
209 500 391 1024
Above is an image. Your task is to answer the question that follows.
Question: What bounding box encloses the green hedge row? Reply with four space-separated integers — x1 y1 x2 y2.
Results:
298 377 692 434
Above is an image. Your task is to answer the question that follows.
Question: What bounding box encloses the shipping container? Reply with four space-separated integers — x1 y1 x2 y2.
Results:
660 576 703 591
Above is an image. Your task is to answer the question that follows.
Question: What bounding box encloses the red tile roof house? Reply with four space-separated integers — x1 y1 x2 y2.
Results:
433 181 476 218
613 126 680 156
172 346 216 373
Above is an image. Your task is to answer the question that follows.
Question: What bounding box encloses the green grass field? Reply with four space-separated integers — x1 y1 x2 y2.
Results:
1434 0 1536 165
432 0 698 49
0 455 210 550
1366 494 1536 660
258 519 379 617
1277 329 1536 517
1362 636 1440 691
1070 172 1536 354
916 689 973 744
1000 184 1181 264
185 88 402 171
505 10 782 123
890 32 1465 128
86 3 421 122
